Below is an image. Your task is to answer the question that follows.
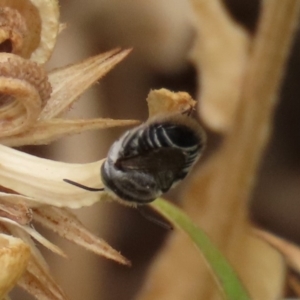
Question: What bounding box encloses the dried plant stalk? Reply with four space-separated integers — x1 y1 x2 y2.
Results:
137 1 300 299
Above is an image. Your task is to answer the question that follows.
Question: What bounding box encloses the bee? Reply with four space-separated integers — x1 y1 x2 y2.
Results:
64 114 206 205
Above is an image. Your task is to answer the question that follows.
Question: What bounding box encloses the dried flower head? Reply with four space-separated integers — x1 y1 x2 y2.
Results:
0 1 145 299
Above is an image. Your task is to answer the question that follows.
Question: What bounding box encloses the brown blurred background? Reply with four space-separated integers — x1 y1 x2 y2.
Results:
13 0 300 299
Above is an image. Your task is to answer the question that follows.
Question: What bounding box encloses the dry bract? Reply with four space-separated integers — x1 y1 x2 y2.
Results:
0 196 32 225
41 48 132 120
0 49 138 147
33 206 131 265
0 47 135 284
0 234 30 299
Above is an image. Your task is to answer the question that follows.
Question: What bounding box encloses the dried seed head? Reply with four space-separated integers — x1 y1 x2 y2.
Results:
0 7 27 54
0 54 51 137
0 54 51 103
0 0 60 63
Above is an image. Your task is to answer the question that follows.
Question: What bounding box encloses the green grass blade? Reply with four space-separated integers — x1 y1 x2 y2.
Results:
150 198 251 300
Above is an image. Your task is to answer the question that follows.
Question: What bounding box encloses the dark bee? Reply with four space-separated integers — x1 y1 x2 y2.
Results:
64 114 206 204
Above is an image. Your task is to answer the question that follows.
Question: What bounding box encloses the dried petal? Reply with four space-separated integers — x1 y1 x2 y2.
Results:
0 144 106 208
0 196 32 225
40 49 132 120
19 257 69 300
1 217 66 257
29 0 60 63
0 233 30 298
8 226 49 271
0 192 42 209
0 118 139 147
34 206 131 265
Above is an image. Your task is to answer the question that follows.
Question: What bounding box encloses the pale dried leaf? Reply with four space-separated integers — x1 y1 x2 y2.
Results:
190 0 249 132
40 48 131 120
1 218 66 257
0 234 30 298
0 144 106 208
0 118 139 147
33 206 131 266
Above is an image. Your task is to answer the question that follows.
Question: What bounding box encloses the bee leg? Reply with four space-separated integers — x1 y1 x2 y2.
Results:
137 205 173 230
63 179 104 192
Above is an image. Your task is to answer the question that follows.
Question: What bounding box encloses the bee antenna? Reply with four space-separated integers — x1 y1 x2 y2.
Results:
63 179 104 192
137 205 173 230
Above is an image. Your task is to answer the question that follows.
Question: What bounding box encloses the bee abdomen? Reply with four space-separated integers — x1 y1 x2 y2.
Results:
101 114 206 204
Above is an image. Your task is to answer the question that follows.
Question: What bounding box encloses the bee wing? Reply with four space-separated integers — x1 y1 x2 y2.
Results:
116 147 186 192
